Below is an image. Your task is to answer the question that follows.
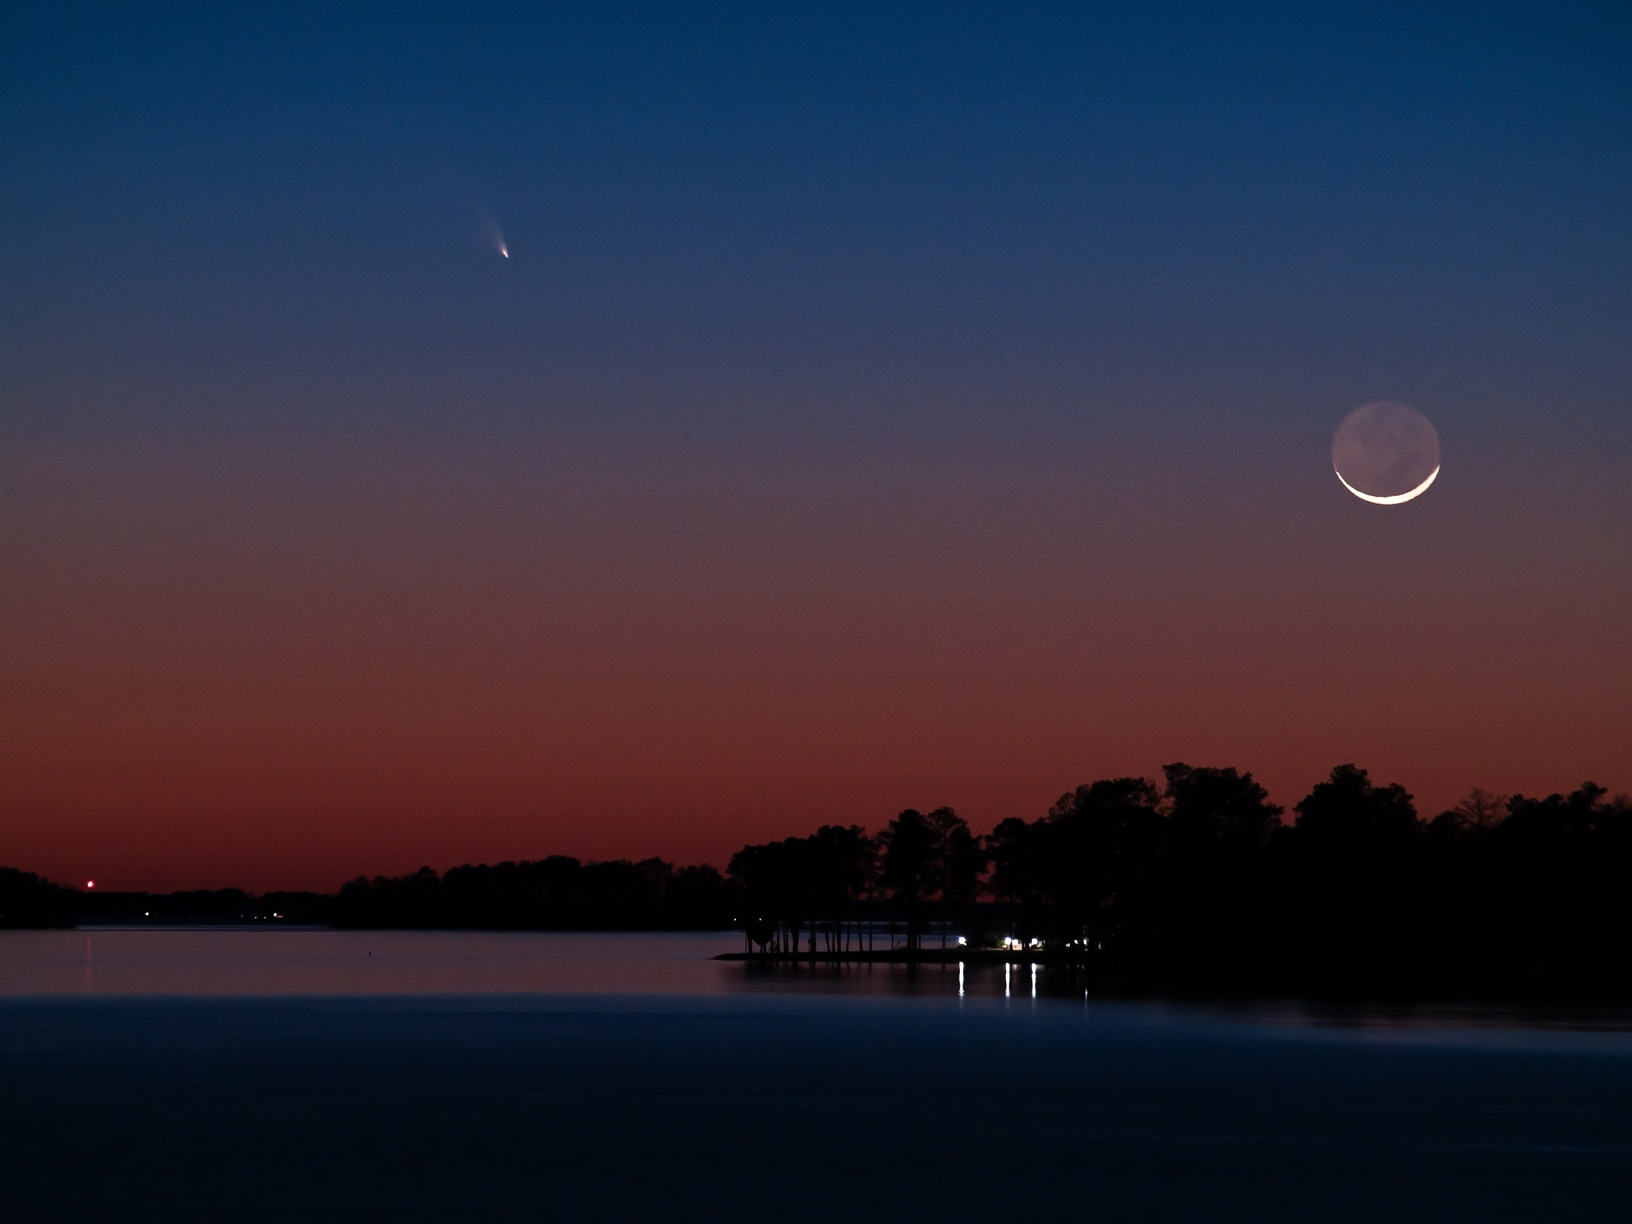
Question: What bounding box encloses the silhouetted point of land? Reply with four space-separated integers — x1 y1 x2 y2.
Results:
5 763 1629 1003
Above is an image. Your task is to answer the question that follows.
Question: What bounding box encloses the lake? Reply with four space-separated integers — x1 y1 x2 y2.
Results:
2 929 1630 1221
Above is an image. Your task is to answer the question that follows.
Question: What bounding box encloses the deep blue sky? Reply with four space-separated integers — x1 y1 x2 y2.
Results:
5 3 1629 445
2 3 1629 887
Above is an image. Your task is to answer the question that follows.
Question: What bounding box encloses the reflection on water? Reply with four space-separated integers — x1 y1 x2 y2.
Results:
2 928 1072 1001
3 929 742 996
5 929 1632 1037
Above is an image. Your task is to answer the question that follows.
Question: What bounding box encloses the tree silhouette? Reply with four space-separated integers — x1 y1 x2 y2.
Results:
1442 787 1509 833
728 826 879 953
1282 764 1422 996
1151 763 1283 991
877 807 982 952
0 868 74 928
9 760 1632 1002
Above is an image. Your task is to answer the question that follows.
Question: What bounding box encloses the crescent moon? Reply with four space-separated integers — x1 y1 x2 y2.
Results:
1335 465 1439 505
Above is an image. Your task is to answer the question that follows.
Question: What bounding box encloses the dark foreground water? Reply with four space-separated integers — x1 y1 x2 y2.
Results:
3 932 1631 1222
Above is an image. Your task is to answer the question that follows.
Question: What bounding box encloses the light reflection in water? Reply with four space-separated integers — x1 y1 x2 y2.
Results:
5 931 1072 1000
10 931 1632 1032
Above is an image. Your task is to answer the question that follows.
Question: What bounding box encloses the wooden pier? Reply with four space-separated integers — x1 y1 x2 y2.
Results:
715 948 1074 965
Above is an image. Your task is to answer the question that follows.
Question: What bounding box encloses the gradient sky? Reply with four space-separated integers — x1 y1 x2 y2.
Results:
3 3 1629 891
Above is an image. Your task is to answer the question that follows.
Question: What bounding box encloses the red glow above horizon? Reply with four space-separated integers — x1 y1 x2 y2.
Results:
1 437 1626 894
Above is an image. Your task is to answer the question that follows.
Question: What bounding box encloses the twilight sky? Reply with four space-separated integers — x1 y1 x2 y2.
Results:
3 3 1629 891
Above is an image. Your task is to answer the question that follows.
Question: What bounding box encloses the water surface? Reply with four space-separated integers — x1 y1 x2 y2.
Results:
4 930 1631 1222
9 929 1632 1035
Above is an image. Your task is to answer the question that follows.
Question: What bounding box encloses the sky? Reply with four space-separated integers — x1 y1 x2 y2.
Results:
2 3 1629 892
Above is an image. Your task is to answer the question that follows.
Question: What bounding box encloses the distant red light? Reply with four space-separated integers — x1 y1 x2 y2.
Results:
86 880 95 889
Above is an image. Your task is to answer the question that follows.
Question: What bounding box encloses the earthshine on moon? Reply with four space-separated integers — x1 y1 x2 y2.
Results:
1331 401 1441 505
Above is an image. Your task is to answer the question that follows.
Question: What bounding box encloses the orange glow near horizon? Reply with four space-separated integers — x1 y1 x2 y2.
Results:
2 434 1626 894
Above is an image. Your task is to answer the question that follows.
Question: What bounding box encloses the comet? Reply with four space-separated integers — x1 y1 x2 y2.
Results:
483 215 509 259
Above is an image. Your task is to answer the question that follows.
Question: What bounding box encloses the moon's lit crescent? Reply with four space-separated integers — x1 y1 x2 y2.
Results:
1335 465 1439 505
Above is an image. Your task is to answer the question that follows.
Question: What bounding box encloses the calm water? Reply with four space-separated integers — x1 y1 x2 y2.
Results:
3 930 1631 1221
5 928 1085 998
9 928 1632 1028
5 928 747 996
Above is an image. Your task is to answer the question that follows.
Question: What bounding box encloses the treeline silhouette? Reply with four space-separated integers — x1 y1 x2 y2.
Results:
724 765 1632 1001
333 857 734 930
0 875 337 928
0 868 76 929
3 763 1630 1000
0 859 734 931
78 888 336 926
